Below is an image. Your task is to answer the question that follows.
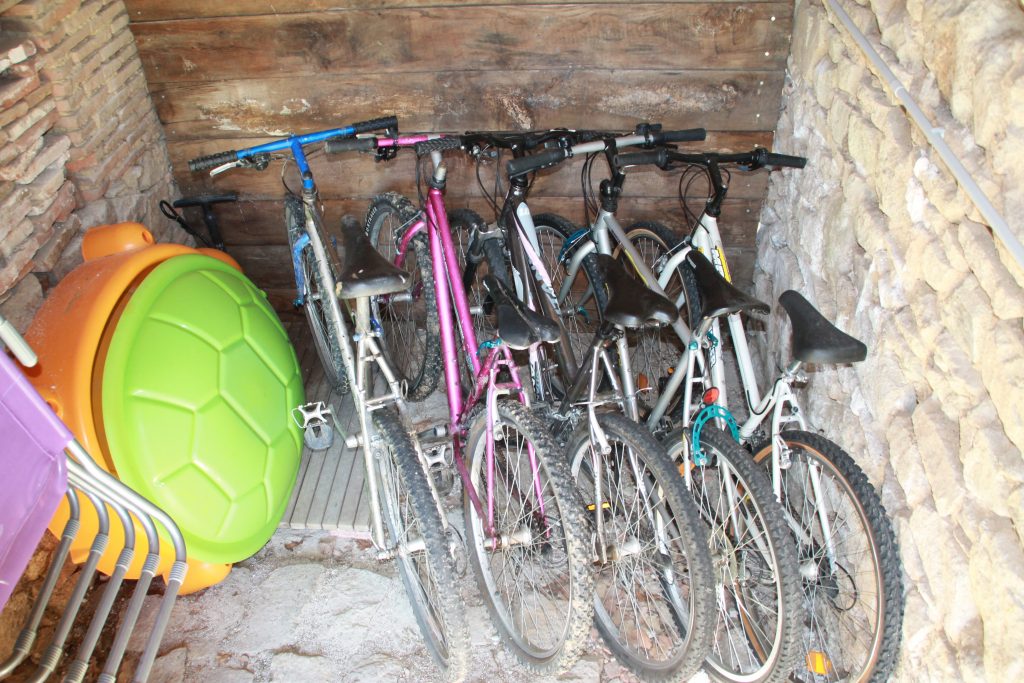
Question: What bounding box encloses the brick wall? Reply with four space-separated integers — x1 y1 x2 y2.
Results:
756 0 1024 679
0 0 180 333
0 0 178 656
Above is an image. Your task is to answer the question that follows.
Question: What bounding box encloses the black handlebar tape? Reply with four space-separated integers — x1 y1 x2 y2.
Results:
414 137 464 156
654 128 707 144
188 150 239 172
351 115 398 134
324 137 378 154
762 151 807 168
506 147 569 177
616 149 668 168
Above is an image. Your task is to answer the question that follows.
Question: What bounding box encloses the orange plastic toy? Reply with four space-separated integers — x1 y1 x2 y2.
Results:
25 223 241 593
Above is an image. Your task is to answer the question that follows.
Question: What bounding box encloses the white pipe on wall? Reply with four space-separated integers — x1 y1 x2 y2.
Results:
823 0 1024 272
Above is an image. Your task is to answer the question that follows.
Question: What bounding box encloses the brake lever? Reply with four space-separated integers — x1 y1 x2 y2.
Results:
210 153 272 176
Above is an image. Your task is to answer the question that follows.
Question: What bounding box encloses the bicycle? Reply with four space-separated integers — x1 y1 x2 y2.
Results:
322 131 594 674
446 128 783 683
187 117 474 680
543 142 905 683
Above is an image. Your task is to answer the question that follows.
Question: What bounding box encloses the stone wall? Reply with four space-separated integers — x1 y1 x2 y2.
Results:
0 0 180 333
756 0 1024 680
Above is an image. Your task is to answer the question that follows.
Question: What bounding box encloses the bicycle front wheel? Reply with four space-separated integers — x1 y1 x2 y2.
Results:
372 410 470 681
567 412 714 682
463 399 593 673
664 426 803 683
365 192 442 400
751 431 904 683
286 194 348 393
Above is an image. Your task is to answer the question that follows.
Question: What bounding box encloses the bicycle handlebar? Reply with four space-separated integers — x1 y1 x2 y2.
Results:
187 115 399 172
504 127 707 178
663 148 807 170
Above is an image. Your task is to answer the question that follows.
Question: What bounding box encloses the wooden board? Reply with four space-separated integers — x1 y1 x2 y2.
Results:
151 69 786 139
127 0 789 23
132 4 791 83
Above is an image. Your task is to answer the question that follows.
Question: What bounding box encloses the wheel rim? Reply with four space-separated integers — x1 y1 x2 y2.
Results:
535 223 600 362
689 450 785 680
756 444 885 682
467 416 575 658
370 208 429 385
301 249 344 388
377 438 452 664
574 438 697 671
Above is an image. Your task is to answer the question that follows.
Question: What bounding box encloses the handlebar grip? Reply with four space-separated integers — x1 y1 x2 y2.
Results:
506 147 570 178
325 137 378 154
188 150 238 172
616 149 668 168
414 137 463 155
761 151 807 168
655 128 707 144
351 115 398 134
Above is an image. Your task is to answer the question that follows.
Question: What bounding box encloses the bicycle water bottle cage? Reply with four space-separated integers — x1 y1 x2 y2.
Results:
691 404 740 466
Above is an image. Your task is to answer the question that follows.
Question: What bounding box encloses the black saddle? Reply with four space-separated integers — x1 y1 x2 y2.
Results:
334 216 411 299
779 290 867 364
686 250 770 320
595 255 678 328
483 275 560 349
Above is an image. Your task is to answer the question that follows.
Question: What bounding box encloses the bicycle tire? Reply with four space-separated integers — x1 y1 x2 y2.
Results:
566 412 714 682
447 208 510 343
751 431 904 683
372 410 470 681
365 192 442 401
285 194 349 394
663 426 803 683
462 399 594 674
618 221 701 416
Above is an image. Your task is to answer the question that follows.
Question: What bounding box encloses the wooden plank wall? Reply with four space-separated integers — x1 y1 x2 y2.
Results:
126 1 793 310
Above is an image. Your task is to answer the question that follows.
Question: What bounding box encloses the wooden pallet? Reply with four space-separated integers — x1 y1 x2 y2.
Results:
279 325 371 535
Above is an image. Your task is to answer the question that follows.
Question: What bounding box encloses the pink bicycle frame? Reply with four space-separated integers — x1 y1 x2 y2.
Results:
376 135 546 535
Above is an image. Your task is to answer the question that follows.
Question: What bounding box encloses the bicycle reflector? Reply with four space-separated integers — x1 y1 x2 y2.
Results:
806 651 834 676
702 387 720 405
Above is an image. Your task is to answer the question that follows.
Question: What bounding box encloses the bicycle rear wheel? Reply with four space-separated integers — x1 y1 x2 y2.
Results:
365 192 442 400
372 410 469 681
285 194 348 393
566 412 714 682
463 399 593 673
664 426 803 683
751 431 903 683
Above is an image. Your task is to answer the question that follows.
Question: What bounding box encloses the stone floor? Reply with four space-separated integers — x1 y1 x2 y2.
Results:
127 530 711 683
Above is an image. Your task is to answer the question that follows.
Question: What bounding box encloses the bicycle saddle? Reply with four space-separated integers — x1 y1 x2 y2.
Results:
595 255 678 328
482 275 561 349
779 290 867 364
334 216 411 299
686 250 770 320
